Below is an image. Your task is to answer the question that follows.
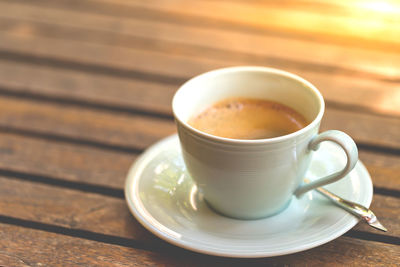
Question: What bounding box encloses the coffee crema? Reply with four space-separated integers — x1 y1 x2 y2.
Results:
188 97 308 140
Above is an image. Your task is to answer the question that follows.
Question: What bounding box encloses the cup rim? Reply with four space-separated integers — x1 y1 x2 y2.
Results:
172 66 325 145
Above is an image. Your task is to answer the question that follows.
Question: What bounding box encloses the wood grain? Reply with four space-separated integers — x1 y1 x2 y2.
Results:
0 95 399 150
0 177 398 241
1 1 400 78
6 0 400 53
1 0 386 19
1 223 399 266
0 0 398 265
358 150 400 192
108 0 400 47
0 177 158 243
320 108 400 149
0 97 176 150
0 61 175 115
0 223 176 267
0 132 135 188
0 57 394 125
0 125 398 191
0 21 399 116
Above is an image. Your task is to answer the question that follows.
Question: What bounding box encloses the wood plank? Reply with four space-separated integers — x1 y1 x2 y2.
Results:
0 97 176 150
100 0 400 47
0 94 399 150
200 0 395 18
149 0 400 42
1 58 398 134
6 176 400 237
0 83 399 153
0 106 398 191
0 94 397 201
0 223 177 267
320 108 400 149
0 94 398 197
1 223 399 266
0 21 399 116
0 132 135 188
1 1 400 78
0 177 398 256
0 62 399 129
6 0 400 52
0 61 175 116
358 150 400 192
0 177 157 244
2 0 386 19
0 127 398 194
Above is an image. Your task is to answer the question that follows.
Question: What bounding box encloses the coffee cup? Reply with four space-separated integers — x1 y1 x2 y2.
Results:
172 66 358 219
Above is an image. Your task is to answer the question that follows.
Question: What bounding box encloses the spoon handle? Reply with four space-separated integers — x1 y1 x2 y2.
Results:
304 179 387 232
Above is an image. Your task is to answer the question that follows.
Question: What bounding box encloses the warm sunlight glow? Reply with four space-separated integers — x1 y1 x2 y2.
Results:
335 0 400 39
333 0 400 14
359 1 398 14
378 89 400 115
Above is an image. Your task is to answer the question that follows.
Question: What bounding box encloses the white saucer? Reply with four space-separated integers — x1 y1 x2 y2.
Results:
125 134 373 258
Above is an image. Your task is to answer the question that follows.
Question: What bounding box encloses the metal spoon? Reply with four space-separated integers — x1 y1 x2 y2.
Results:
304 178 387 232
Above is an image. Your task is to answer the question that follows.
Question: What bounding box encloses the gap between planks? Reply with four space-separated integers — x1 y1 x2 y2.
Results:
0 123 399 158
0 167 399 200
0 214 399 251
0 176 397 241
0 56 398 120
1 223 399 266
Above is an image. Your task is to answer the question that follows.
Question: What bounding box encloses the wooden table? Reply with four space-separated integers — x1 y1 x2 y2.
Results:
0 0 399 265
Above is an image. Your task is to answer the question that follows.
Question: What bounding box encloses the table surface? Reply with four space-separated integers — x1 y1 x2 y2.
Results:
0 0 399 266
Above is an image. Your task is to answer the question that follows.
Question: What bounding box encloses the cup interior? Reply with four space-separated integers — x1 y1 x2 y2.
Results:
173 67 324 140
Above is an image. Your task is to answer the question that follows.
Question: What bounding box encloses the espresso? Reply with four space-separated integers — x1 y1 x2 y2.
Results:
188 97 308 139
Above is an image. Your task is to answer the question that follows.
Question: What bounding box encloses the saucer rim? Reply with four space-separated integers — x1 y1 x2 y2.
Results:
125 134 373 258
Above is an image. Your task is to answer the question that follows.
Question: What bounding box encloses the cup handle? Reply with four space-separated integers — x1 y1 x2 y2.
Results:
294 130 358 197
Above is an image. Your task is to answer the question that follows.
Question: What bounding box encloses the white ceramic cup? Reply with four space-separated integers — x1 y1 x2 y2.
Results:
172 66 358 219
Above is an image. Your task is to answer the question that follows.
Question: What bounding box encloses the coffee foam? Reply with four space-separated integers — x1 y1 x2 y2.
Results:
188 97 308 140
